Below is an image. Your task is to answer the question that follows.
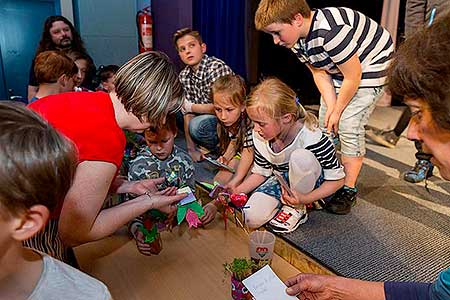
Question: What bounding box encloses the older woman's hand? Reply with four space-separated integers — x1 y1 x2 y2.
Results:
132 177 166 194
143 191 186 215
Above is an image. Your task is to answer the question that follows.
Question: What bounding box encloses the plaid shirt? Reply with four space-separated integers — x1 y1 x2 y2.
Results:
179 54 233 104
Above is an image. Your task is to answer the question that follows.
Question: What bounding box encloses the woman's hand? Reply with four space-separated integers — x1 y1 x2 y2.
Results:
200 202 218 225
145 191 185 215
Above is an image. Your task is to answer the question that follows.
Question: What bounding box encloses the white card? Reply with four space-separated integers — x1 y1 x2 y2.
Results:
242 265 297 300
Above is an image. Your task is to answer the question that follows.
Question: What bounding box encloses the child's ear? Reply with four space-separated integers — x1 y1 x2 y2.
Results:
281 113 294 124
292 13 304 27
57 74 66 87
58 74 72 88
201 43 207 54
11 205 49 241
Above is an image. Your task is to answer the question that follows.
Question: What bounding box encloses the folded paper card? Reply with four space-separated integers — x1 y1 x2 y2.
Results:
177 186 196 206
242 265 297 300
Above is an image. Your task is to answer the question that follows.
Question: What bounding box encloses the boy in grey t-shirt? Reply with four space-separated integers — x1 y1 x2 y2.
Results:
0 102 111 300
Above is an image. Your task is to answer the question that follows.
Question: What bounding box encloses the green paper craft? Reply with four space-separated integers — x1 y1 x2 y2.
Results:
177 201 205 225
138 224 158 243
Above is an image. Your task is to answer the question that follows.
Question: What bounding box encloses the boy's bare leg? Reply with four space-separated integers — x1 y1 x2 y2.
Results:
341 155 363 188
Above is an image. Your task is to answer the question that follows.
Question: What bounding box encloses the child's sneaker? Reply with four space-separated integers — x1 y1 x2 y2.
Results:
403 159 434 183
267 205 307 233
325 186 357 215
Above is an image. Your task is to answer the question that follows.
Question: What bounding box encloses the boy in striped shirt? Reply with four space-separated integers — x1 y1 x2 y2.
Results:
255 0 394 214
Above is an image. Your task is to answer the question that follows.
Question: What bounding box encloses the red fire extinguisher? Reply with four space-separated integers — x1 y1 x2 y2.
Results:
137 5 153 53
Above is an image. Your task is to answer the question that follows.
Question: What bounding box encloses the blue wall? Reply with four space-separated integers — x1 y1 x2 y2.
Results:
74 0 192 68
74 0 139 66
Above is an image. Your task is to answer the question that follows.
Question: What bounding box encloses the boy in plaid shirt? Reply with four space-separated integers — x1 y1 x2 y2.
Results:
174 28 233 161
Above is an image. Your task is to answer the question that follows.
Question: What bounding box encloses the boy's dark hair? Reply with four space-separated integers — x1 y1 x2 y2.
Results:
36 15 87 55
98 65 120 82
0 102 77 218
146 114 177 136
173 28 203 50
34 50 78 84
255 0 311 30
388 12 450 131
65 50 94 69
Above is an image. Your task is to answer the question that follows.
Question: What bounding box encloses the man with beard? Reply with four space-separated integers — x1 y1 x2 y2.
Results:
28 16 94 100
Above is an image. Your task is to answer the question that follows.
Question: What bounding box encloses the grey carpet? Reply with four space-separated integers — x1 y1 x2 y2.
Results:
270 149 450 282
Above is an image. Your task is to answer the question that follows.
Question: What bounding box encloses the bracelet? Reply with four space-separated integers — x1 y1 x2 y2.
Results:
144 190 152 200
144 190 154 210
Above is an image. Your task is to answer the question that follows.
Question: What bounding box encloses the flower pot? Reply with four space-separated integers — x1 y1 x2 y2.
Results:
231 276 253 300
148 231 162 255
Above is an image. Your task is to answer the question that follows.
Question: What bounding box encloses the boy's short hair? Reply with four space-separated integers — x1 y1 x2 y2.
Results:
114 51 183 125
146 114 177 136
0 102 77 219
388 12 450 131
255 0 311 30
34 50 78 84
173 28 203 50
98 64 120 82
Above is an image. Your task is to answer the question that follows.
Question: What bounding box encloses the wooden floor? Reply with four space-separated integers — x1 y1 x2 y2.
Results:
74 218 303 300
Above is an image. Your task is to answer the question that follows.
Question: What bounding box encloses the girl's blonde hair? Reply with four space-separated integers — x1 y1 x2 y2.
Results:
247 78 318 130
211 74 250 155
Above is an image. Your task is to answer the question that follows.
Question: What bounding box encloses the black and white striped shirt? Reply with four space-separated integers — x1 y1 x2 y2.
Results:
292 7 394 88
228 121 254 149
252 126 345 180
179 54 233 104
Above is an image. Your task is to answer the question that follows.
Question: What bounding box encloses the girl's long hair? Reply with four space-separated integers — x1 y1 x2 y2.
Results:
247 77 318 130
211 75 250 155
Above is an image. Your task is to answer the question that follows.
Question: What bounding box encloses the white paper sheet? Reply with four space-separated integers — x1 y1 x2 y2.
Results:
242 265 297 300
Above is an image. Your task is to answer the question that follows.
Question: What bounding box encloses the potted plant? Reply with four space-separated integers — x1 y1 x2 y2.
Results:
223 258 255 300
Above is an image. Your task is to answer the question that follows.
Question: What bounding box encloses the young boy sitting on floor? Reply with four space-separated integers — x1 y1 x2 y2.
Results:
29 50 78 103
128 115 195 255
0 102 111 300
255 0 394 215
174 28 233 161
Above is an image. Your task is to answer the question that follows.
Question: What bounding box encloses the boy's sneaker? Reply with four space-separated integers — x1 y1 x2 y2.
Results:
267 205 307 233
325 186 357 215
403 159 434 183
366 129 399 149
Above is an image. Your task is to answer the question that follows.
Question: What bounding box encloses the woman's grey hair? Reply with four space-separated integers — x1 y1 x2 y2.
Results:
114 51 183 125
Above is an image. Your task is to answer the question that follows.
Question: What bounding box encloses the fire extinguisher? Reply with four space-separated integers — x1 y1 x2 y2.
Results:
136 5 153 53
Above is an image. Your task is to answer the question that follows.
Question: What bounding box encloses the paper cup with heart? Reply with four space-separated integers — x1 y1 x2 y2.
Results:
249 230 275 269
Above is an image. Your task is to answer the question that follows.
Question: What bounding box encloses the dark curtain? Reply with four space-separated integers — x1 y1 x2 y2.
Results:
193 0 246 78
